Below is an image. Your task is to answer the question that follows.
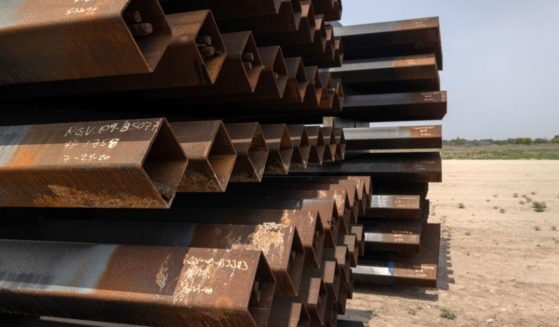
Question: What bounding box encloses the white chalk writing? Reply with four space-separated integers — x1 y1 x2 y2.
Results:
185 256 249 272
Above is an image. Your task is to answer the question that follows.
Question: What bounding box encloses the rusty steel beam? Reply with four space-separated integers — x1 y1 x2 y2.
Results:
282 19 329 58
0 11 227 100
304 126 326 165
364 195 423 220
306 36 343 68
218 0 302 35
160 0 283 20
0 118 187 208
245 46 290 100
0 240 275 326
323 291 338 327
350 224 365 257
262 124 294 175
298 271 328 326
340 91 447 123
225 123 269 182
170 121 236 192
290 152 443 183
262 65 323 112
1 219 305 296
1 207 326 270
339 233 358 267
255 0 316 44
233 180 361 225
312 0 342 21
288 125 311 169
324 246 351 288
344 125 442 150
334 128 346 160
320 127 337 163
269 298 311 327
151 31 264 99
168 195 340 249
326 54 440 95
353 224 441 288
319 72 336 109
0 0 172 85
363 220 423 253
334 17 443 69
215 187 351 237
262 176 371 213
282 57 309 104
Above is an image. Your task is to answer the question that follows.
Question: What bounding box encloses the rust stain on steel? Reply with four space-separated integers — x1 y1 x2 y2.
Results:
301 199 339 248
221 209 325 269
0 118 187 208
219 0 301 35
304 126 326 165
171 121 236 192
319 72 335 109
321 127 336 163
269 297 311 327
0 0 172 85
262 124 294 175
288 125 311 169
0 241 275 327
190 223 305 296
225 123 269 182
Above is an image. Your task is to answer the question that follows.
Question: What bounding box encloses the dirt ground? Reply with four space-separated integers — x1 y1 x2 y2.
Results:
343 160 559 326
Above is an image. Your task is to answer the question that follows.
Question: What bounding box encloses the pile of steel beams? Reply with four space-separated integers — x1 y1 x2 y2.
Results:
0 1 445 326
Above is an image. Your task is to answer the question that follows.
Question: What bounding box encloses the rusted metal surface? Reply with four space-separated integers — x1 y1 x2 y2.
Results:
354 224 441 287
1 219 305 296
344 125 442 150
160 0 284 20
0 11 227 100
364 195 423 220
255 0 315 44
324 246 351 287
320 127 337 163
290 152 442 183
372 182 429 198
269 297 311 327
218 0 302 35
334 128 346 160
298 270 328 326
282 18 329 58
0 241 275 326
225 123 269 182
245 46 289 101
363 220 423 253
153 31 264 99
304 127 326 165
334 17 443 69
312 0 342 21
288 125 311 169
0 0 172 85
222 185 351 236
262 124 294 175
171 121 236 192
282 58 309 104
340 91 447 123
0 118 187 208
339 234 358 267
350 224 365 257
338 320 365 327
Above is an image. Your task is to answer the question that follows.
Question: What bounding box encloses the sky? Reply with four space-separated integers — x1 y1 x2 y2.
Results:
340 0 559 140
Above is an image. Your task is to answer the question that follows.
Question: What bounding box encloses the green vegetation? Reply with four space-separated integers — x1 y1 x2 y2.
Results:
440 308 457 320
533 202 547 213
442 136 559 159
442 144 559 160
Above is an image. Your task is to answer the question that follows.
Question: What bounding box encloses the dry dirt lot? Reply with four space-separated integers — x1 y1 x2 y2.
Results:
343 160 559 326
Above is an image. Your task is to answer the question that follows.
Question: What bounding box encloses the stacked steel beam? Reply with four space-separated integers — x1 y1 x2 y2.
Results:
0 1 444 326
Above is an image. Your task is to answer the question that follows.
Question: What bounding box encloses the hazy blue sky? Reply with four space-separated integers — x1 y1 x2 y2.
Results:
340 0 559 139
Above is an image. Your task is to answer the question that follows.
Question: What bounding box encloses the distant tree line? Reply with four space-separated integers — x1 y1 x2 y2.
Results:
444 136 559 146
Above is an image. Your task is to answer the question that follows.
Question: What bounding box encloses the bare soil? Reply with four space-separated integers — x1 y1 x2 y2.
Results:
343 160 559 326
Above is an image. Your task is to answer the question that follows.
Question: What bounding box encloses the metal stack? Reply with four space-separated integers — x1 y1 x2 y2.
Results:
0 1 444 326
